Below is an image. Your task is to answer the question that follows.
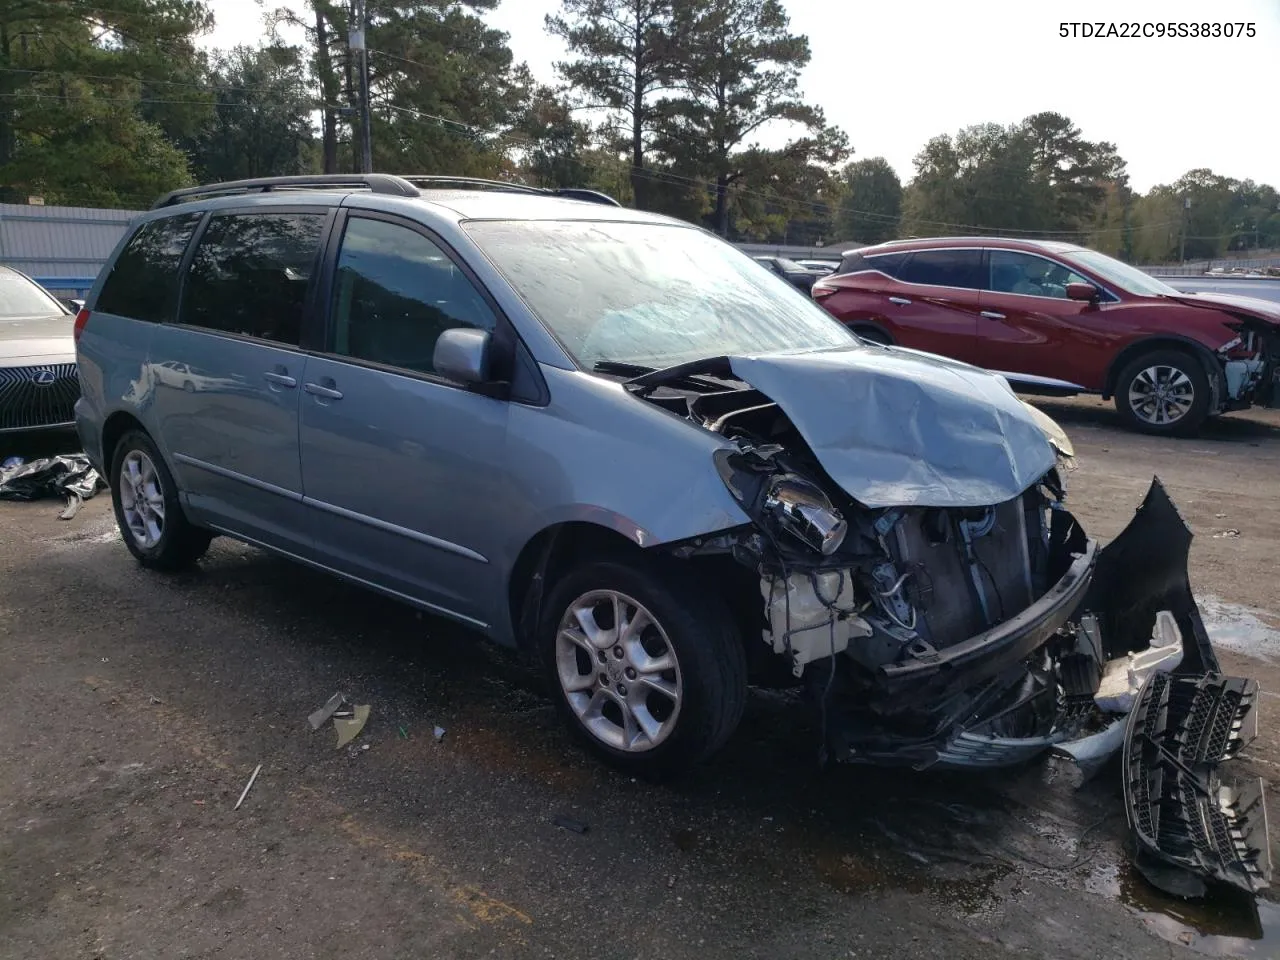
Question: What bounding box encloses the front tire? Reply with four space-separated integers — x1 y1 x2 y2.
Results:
110 430 212 570
1113 349 1210 436
539 557 747 779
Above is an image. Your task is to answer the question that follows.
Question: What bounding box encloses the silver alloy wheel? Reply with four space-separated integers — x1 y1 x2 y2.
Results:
1128 364 1195 426
554 589 683 753
119 450 166 549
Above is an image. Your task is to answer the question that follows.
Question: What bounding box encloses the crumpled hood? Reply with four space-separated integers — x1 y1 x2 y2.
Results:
1168 291 1280 324
727 346 1058 509
0 313 75 363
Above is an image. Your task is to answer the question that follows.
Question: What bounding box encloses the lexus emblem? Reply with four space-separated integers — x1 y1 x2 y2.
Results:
31 369 56 386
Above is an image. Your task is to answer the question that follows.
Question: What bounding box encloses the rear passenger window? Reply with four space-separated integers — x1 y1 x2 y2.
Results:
180 212 326 346
899 250 983 289
96 214 201 323
329 217 498 377
860 252 908 278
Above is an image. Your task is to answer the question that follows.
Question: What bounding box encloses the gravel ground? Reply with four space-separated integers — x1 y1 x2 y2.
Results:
2 398 1279 960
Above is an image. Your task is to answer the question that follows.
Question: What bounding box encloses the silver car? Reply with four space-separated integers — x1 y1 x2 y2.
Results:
71 175 1230 785
0 266 80 434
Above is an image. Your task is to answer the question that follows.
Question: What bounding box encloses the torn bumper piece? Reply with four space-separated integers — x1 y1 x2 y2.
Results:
1122 671 1272 895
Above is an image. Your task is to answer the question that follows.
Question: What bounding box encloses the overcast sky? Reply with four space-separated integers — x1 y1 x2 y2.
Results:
202 0 1280 193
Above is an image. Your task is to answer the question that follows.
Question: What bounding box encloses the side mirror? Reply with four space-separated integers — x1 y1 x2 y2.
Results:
433 328 491 385
1066 282 1099 302
57 297 83 313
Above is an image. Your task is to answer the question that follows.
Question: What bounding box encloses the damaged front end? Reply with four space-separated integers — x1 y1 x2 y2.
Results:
629 349 1269 894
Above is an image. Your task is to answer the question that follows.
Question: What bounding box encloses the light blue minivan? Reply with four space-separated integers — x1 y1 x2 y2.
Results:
76 174 1182 778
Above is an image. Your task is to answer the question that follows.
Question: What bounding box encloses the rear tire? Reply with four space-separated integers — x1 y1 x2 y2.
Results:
110 430 212 570
1113 349 1210 437
539 555 747 779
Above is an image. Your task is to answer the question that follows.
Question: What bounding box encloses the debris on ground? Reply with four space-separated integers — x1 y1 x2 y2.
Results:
234 763 262 810
1213 528 1241 538
433 725 446 742
334 705 370 749
307 692 348 730
1123 673 1269 896
0 454 105 519
307 692 371 749
553 815 589 835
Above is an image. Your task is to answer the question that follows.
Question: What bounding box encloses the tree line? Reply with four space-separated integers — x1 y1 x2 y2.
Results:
1 0 1276 264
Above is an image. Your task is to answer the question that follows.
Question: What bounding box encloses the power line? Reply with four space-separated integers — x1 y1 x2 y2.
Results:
0 66 295 95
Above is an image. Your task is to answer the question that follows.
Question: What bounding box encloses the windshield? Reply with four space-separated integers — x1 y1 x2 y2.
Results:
0 270 65 317
464 220 856 369
1067 249 1180 297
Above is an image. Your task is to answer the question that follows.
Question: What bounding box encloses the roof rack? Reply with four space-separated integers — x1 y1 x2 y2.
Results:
152 173 419 209
152 173 621 210
403 176 621 207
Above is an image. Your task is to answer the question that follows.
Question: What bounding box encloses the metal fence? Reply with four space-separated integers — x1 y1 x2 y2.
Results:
0 202 141 298
0 200 1275 295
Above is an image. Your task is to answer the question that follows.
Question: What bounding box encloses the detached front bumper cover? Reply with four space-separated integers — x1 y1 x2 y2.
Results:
1111 478 1272 896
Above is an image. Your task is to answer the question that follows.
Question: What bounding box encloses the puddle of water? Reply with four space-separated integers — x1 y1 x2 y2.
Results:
45 513 121 546
1199 595 1280 663
815 848 1012 917
1087 858 1280 957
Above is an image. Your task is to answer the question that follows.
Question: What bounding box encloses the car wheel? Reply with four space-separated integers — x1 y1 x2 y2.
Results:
110 430 212 570
540 556 747 779
1113 349 1210 436
852 325 893 346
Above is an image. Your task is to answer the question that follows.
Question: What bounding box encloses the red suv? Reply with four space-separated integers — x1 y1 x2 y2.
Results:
811 238 1280 435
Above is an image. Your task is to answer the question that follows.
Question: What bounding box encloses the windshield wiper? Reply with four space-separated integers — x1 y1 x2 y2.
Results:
592 359 656 377
592 357 739 393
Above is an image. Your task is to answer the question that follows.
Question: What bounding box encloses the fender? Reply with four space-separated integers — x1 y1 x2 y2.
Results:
1101 334 1224 411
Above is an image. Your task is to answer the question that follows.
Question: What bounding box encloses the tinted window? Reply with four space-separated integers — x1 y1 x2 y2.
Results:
899 250 983 288
860 252 908 278
96 214 201 323
180 212 326 345
330 217 497 376
988 250 1091 299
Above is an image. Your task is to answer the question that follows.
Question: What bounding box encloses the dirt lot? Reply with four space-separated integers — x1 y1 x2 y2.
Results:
2 397 1279 960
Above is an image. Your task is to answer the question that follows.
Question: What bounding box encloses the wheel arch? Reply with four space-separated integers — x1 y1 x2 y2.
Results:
849 322 895 345
1101 335 1221 401
507 521 647 654
505 520 763 668
101 409 149 472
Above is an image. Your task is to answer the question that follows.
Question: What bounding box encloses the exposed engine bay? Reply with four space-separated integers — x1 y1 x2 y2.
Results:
625 351 1271 896
1208 316 1280 411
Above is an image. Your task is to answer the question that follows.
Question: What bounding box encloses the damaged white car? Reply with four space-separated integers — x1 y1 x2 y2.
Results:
75 179 1267 896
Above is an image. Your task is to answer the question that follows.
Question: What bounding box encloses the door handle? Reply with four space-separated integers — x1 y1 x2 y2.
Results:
304 381 344 400
888 296 912 306
263 371 297 388
980 311 1006 320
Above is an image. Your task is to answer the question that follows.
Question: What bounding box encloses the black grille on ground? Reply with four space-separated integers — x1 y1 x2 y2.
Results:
0 363 79 431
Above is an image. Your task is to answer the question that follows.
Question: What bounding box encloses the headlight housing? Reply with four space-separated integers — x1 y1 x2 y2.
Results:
763 474 848 556
1020 400 1075 461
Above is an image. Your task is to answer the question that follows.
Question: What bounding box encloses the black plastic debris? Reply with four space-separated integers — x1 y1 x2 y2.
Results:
1122 671 1271 895
0 453 105 519
1085 477 1220 676
553 815 589 835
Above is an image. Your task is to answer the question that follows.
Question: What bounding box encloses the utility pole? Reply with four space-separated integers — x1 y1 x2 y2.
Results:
349 0 373 174
1179 195 1191 265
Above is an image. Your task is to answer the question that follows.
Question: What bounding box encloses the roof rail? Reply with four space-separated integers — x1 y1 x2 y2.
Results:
400 175 544 196
151 173 623 211
550 187 621 207
151 173 420 209
403 175 621 207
